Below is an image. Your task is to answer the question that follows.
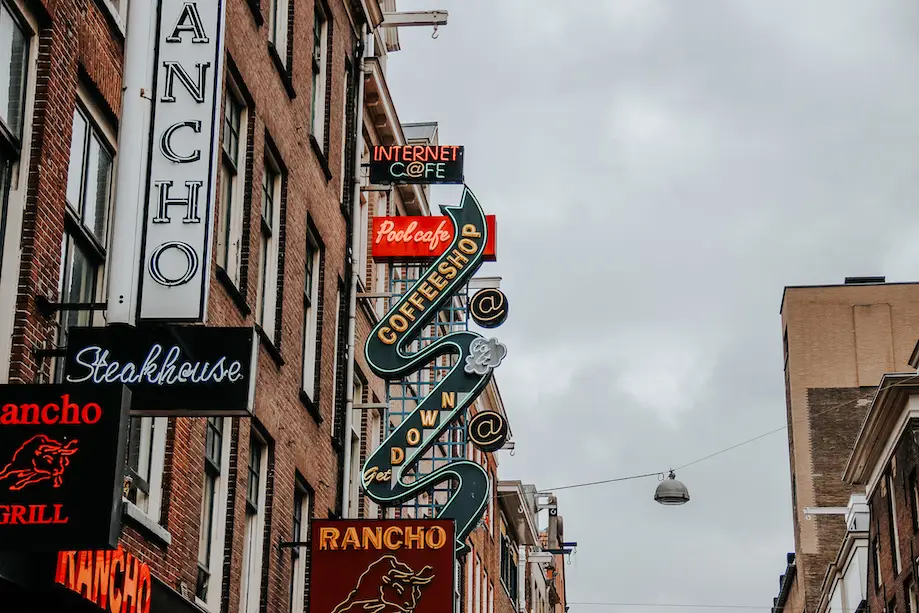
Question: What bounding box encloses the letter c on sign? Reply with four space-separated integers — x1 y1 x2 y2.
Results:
149 241 199 287
160 120 202 163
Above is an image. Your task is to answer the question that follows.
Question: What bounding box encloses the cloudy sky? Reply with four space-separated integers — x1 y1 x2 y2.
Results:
385 1 919 611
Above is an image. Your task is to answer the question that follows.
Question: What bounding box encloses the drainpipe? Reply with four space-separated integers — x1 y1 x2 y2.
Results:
518 544 527 613
341 26 373 519
106 0 157 324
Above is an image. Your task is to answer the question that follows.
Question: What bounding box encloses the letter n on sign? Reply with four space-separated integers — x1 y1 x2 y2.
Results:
137 0 229 321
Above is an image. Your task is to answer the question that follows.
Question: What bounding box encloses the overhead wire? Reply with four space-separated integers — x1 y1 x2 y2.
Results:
534 372 919 493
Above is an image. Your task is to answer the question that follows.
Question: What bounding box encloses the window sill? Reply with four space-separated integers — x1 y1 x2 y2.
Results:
216 266 251 317
92 0 126 38
310 134 333 182
268 42 296 99
299 389 323 425
255 324 285 366
247 0 264 26
123 500 172 548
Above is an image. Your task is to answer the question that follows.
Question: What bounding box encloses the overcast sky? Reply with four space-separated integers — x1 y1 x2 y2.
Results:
385 1 919 611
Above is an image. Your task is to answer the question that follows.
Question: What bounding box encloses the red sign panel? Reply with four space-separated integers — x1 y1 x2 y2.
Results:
309 519 455 613
371 216 497 261
55 546 152 613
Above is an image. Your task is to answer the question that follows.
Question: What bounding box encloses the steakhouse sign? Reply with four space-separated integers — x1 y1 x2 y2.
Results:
309 519 454 613
0 384 130 551
137 0 228 321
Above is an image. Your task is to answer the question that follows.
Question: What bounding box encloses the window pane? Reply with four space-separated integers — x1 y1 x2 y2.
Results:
60 235 98 318
66 110 87 211
0 5 28 138
223 94 240 161
83 134 113 242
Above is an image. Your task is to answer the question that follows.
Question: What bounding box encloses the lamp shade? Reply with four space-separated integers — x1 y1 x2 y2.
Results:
654 471 690 505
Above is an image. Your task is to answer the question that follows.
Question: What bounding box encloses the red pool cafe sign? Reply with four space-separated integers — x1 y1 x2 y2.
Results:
372 215 497 260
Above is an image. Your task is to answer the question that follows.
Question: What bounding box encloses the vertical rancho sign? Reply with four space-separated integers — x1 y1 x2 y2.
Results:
137 0 228 321
0 384 130 551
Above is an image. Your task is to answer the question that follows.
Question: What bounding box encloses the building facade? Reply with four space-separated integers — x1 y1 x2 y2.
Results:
779 278 919 612
845 371 919 613
0 0 380 610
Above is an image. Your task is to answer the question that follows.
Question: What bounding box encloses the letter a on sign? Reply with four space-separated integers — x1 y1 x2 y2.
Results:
137 0 228 321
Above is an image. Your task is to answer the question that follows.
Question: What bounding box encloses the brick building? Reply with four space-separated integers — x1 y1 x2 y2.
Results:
777 278 919 613
845 368 919 613
0 0 386 610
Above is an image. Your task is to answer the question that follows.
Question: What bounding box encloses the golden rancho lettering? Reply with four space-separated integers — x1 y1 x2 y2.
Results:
318 525 447 551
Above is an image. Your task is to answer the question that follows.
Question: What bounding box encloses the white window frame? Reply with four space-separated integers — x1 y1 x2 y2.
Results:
366 407 381 519
124 416 168 525
339 64 349 200
0 0 37 382
241 430 269 613
196 417 233 611
218 81 247 287
890 473 903 574
289 484 311 613
257 153 282 337
348 376 364 513
268 0 290 67
310 1 328 147
301 229 321 400
330 287 342 434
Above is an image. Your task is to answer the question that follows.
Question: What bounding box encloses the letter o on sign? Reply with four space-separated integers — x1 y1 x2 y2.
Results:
149 241 199 287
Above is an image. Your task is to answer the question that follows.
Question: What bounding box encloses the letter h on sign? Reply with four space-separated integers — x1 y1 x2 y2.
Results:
137 0 228 321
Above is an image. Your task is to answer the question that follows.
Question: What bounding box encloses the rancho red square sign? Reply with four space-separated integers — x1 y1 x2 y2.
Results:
309 519 455 613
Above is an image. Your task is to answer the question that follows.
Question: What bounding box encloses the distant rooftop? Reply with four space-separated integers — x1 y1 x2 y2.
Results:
402 122 439 145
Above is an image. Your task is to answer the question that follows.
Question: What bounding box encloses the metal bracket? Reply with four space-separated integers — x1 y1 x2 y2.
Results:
36 296 107 319
354 403 389 410
279 541 311 548
381 10 448 28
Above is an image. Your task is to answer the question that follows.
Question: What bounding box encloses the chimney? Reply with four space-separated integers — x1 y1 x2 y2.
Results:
844 276 886 285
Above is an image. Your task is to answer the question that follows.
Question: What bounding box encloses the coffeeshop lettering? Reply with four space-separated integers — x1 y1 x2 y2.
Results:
369 145 464 184
55 547 152 613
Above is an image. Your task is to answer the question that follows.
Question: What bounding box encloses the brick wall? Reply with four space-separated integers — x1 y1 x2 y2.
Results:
3 0 366 612
867 419 919 613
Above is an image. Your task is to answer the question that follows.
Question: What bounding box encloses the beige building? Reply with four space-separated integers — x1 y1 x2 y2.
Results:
778 278 919 612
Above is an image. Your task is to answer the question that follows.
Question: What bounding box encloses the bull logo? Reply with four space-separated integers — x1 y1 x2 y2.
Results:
332 555 435 613
0 435 78 491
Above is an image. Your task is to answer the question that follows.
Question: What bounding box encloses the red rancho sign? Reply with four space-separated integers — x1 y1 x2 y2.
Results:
55 546 152 613
372 216 497 260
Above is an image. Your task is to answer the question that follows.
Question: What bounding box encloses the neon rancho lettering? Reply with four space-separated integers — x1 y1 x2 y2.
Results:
66 344 244 386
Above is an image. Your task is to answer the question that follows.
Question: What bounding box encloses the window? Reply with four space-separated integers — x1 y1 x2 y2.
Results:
58 100 115 376
890 598 898 613
354 192 369 288
339 64 349 199
366 408 381 519
473 555 480 613
125 416 168 522
910 470 919 532
197 416 230 608
310 2 328 147
910 581 917 613
873 535 882 591
330 287 342 434
289 481 311 613
257 154 282 337
889 473 903 575
347 376 364 513
218 85 247 287
500 530 518 599
241 430 269 613
268 0 290 66
301 229 321 400
0 1 30 282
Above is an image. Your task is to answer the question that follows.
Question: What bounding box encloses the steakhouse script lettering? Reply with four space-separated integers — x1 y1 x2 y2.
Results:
66 345 244 386
362 188 500 555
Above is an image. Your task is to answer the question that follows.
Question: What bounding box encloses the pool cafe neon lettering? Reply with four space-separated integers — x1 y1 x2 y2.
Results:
55 547 152 613
137 0 227 320
372 215 497 260
376 224 482 346
318 525 448 551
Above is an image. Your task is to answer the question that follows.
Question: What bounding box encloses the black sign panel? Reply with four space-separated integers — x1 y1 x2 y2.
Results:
369 145 464 184
0 384 130 551
64 325 257 416
469 289 509 328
